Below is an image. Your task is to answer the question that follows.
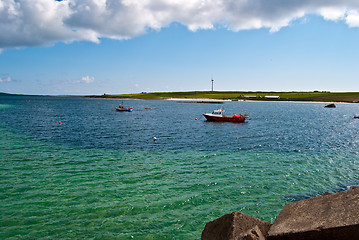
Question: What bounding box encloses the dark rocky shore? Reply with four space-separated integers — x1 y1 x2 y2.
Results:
202 187 359 240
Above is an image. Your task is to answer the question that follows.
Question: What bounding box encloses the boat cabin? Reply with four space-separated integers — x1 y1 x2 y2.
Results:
212 109 224 115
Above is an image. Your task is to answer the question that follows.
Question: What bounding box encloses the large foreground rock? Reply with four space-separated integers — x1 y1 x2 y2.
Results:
201 211 272 240
268 187 359 240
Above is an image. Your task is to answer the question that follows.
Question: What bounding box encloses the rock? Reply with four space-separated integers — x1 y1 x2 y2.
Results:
268 187 359 240
238 225 267 240
201 211 272 240
324 103 336 108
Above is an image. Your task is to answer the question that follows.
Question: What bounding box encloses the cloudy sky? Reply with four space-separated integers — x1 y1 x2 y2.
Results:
1 0 359 95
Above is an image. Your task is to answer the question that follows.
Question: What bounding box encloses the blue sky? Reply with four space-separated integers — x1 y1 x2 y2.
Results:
1 0 359 95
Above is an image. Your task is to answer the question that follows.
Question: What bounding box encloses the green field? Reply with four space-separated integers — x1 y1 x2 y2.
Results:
88 91 359 103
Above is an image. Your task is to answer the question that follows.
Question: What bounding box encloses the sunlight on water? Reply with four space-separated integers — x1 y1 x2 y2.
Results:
0 103 13 110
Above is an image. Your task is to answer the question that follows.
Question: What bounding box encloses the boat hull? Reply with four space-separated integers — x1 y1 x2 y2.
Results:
116 108 133 112
203 114 245 123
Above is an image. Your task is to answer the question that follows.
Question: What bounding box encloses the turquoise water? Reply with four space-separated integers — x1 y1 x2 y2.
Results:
1 96 359 239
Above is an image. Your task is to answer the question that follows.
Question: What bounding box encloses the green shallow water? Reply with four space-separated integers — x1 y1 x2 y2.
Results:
1 126 358 239
1 97 359 239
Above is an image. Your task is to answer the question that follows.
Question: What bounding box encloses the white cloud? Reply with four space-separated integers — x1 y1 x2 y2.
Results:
346 10 359 27
1 0 359 49
81 76 94 83
0 76 11 83
319 7 347 21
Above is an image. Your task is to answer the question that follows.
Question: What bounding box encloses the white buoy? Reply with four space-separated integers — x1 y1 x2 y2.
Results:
153 137 157 141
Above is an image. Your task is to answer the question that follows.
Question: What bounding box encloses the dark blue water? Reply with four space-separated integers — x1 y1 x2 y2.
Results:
2 96 359 152
1 95 359 239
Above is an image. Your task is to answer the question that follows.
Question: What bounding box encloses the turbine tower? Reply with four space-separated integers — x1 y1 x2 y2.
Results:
211 78 214 91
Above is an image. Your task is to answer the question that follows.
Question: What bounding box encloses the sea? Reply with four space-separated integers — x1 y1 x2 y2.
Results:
1 95 359 239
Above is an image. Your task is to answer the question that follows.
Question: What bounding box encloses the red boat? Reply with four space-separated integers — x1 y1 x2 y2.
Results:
203 107 247 123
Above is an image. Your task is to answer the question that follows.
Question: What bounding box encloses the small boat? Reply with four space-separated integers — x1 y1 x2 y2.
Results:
116 106 133 112
324 103 336 108
203 107 247 123
354 116 359 119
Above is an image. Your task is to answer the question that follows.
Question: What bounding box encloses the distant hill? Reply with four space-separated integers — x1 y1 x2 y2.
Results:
0 92 16 96
0 92 39 97
0 92 32 96
3 91 359 103
86 91 359 103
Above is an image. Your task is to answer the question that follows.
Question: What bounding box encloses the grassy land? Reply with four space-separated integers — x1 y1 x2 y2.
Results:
87 91 359 103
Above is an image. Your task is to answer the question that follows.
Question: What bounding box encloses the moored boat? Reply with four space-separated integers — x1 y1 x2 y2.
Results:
116 106 133 112
203 107 247 123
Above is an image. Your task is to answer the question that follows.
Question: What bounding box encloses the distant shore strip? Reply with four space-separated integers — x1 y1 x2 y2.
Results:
87 91 359 103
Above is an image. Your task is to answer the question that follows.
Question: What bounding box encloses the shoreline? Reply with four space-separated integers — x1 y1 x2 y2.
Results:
3 92 359 103
97 97 357 104
86 91 359 103
166 98 356 104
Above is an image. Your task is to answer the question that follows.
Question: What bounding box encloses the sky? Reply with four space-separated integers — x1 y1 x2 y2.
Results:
1 0 359 95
